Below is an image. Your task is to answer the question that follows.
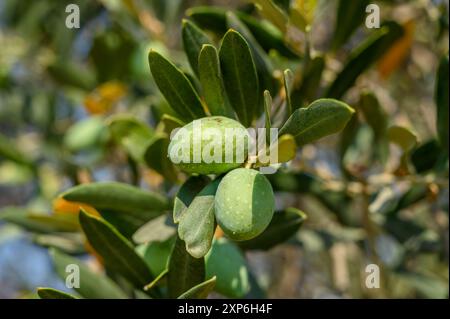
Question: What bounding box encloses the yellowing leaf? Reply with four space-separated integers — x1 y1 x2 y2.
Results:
273 134 297 163
378 20 415 79
84 81 127 114
290 0 317 31
53 197 100 217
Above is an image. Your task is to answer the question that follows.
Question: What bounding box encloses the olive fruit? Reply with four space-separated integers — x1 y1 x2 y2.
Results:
214 168 275 241
205 238 250 298
168 116 249 175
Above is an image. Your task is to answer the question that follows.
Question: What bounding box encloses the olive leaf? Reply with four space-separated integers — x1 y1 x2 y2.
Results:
37 288 78 299
283 69 294 116
0 207 79 233
182 19 212 76
143 133 179 182
326 21 404 99
198 44 234 117
252 0 287 32
79 209 154 289
167 236 205 298
51 248 128 299
33 233 85 254
178 178 221 258
291 55 325 108
107 115 154 162
219 30 259 127
187 6 297 58
238 208 307 250
387 125 417 173
270 134 296 164
264 90 272 145
177 276 216 299
279 98 355 146
133 214 176 244
62 182 169 220
435 55 449 154
173 176 211 223
148 50 205 121
331 0 370 51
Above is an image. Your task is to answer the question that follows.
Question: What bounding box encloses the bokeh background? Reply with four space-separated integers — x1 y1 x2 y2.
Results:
0 0 448 299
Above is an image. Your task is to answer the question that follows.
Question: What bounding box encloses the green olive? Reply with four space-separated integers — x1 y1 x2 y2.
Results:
214 168 275 241
168 116 249 175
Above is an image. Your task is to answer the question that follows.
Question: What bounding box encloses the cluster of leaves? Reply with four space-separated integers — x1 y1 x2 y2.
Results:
0 0 448 299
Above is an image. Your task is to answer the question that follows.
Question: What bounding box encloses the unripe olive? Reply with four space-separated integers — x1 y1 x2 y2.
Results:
168 116 249 175
214 168 275 241
205 238 249 298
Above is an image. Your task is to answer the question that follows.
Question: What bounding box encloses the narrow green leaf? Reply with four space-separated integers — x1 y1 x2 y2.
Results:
62 182 169 220
291 55 325 108
226 11 274 80
51 248 128 299
178 276 216 299
219 30 259 127
252 0 287 32
37 287 77 299
198 44 234 117
79 210 154 288
283 69 293 116
149 50 205 121
0 207 79 233
143 134 179 182
182 19 212 76
326 22 404 99
279 99 355 146
107 115 154 162
158 114 185 136
238 208 307 250
331 0 370 51
167 236 205 298
173 176 211 223
0 133 33 167
264 90 272 145
33 234 85 254
187 7 298 58
178 179 221 258
359 91 388 140
435 55 449 154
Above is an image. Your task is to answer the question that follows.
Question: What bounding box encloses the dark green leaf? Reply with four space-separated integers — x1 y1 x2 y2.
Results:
51 248 127 299
219 30 259 127
62 182 169 220
198 44 234 117
37 287 77 299
148 50 206 121
291 55 325 108
279 99 355 146
178 276 216 299
182 19 212 76
331 0 370 50
326 22 404 99
238 208 307 250
79 210 153 288
167 236 205 298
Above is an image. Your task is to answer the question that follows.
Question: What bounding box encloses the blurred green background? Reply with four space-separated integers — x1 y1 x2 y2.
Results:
0 0 448 299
